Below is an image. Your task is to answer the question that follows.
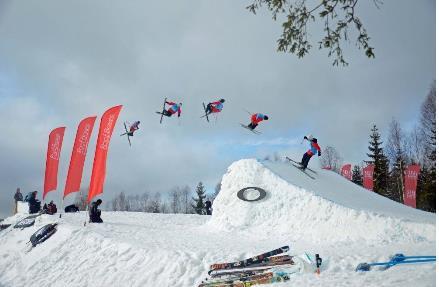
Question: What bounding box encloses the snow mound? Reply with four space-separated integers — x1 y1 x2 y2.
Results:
208 159 435 243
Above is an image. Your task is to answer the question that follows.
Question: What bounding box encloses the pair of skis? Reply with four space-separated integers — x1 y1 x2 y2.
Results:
120 122 131 146
356 254 436 271
285 157 316 179
208 246 290 275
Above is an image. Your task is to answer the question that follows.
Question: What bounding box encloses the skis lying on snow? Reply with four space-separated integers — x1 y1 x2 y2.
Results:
356 254 436 271
200 249 322 287
208 246 289 275
239 124 261 135
285 157 315 180
199 269 292 287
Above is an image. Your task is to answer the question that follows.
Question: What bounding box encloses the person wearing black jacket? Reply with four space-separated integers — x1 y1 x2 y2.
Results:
89 199 103 223
205 200 212 215
28 191 41 214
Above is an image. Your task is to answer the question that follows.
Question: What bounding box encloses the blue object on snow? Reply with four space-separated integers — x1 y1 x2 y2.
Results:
356 254 436 272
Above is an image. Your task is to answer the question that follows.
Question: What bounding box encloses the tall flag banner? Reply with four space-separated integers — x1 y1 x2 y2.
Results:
43 127 66 199
63 116 97 198
362 164 375 191
341 164 352 180
403 164 421 208
87 105 122 203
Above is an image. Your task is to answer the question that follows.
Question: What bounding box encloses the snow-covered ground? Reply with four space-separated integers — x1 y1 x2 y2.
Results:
0 159 435 287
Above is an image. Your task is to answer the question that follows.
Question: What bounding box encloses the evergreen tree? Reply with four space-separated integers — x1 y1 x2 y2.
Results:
366 125 389 197
192 182 206 215
351 165 363 186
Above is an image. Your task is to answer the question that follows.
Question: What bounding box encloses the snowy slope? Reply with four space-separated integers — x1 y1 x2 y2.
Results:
209 159 435 243
0 159 436 287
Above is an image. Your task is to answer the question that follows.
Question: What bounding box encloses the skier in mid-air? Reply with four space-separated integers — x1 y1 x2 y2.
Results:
247 113 269 130
301 135 321 170
121 121 140 137
205 99 225 116
160 101 182 118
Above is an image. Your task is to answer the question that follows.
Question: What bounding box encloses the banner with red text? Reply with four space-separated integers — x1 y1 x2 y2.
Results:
341 164 352 180
63 116 97 198
362 164 374 191
87 105 122 202
403 164 421 208
43 127 66 199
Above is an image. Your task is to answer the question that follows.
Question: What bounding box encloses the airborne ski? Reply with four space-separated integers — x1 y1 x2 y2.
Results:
121 122 131 146
239 123 261 135
202 103 210 122
158 97 167 124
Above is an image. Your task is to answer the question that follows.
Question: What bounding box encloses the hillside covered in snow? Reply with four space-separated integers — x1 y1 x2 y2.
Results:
0 159 435 287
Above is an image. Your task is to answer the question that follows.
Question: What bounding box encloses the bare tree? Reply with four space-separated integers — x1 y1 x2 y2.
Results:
212 182 222 202
385 119 407 202
320 146 342 172
180 185 191 214
74 189 88 211
169 187 181 214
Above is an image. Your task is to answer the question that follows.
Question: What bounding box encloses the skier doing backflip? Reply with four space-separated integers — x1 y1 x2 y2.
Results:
125 121 140 136
301 135 321 170
160 101 182 117
247 113 269 130
205 99 225 115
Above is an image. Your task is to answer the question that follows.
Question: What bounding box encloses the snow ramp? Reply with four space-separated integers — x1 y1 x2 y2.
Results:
208 159 435 243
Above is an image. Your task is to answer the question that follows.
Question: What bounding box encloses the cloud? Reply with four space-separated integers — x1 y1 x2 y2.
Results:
0 0 435 217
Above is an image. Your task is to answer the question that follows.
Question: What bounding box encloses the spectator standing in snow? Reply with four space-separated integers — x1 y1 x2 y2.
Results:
13 188 23 214
205 200 212 215
28 191 41 214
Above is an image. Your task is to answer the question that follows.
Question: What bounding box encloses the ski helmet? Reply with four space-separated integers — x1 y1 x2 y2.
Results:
264 115 269 120
307 134 314 140
220 99 225 103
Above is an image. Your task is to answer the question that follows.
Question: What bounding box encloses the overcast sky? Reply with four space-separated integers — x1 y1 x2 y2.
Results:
0 0 435 218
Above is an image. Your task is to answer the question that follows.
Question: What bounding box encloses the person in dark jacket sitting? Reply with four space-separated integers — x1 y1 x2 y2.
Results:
28 191 41 214
65 204 79 213
89 199 103 223
47 201 57 215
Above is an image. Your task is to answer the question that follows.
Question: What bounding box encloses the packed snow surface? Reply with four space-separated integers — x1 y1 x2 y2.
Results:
0 159 435 287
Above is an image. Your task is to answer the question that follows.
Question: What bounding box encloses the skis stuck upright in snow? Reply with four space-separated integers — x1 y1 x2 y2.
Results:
285 157 316 180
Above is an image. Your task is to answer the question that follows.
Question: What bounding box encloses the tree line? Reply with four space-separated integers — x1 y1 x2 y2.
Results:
89 182 222 215
334 82 435 213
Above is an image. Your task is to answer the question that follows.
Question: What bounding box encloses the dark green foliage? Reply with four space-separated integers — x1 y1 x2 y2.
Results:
351 165 362 186
192 182 207 215
246 0 379 66
366 125 389 197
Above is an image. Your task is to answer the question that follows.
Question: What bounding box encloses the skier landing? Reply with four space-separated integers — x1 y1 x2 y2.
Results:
301 135 321 169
